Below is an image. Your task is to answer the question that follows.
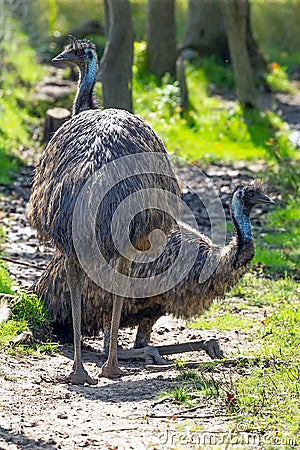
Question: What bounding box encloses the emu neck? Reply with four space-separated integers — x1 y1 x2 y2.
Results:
73 58 97 115
231 196 255 268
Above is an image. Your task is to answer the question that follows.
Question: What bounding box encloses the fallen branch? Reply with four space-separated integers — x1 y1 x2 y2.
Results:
148 412 235 420
145 356 258 371
0 293 15 299
2 256 47 270
101 427 139 433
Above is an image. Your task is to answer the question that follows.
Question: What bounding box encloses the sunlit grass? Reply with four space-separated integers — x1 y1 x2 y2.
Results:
0 289 59 353
0 262 14 295
132 42 298 163
253 197 300 273
190 306 255 332
266 64 297 94
0 17 45 184
183 276 300 437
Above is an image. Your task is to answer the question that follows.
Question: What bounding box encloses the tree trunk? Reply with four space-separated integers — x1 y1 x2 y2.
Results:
181 0 229 60
181 0 267 80
100 0 134 112
245 1 268 80
147 0 176 77
222 0 257 108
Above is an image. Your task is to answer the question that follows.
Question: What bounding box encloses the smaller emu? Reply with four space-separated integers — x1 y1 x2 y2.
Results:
33 180 274 356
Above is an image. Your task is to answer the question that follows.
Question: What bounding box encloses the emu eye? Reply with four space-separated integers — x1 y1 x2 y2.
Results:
74 49 84 56
247 191 254 197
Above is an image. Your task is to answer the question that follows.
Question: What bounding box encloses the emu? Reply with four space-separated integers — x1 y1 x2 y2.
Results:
27 38 181 384
33 180 274 357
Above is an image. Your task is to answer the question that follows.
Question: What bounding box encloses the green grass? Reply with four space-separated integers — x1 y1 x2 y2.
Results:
11 292 53 335
253 196 300 274
234 289 300 436
132 42 298 163
0 16 45 184
190 304 255 333
266 63 297 94
0 286 56 353
0 262 14 295
183 276 300 438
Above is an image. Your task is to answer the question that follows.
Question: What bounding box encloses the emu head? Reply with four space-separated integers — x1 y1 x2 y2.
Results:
231 179 274 216
52 36 97 69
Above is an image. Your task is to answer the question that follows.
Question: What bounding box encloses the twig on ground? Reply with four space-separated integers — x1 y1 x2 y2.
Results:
1 256 47 270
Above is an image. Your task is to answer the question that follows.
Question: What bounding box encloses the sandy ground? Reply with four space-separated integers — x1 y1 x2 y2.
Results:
0 315 254 450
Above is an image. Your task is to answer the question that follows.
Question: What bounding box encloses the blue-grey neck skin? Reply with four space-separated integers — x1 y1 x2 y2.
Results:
231 191 255 267
73 55 98 115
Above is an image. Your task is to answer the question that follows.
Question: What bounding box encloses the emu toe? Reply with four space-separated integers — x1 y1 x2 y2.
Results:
65 369 98 385
143 346 170 365
101 361 123 379
202 338 225 359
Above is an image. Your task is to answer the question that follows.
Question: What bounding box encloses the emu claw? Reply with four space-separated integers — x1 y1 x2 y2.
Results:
202 338 225 359
65 369 98 385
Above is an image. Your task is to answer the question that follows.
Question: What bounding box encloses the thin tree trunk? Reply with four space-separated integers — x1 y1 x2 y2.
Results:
147 0 176 77
181 0 267 81
100 0 133 112
222 0 257 108
245 1 268 80
181 0 229 60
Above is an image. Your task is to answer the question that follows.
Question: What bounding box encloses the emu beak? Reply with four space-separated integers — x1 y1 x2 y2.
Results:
52 51 73 64
255 193 275 205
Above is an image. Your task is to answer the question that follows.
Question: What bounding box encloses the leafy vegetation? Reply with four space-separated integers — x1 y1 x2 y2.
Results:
0 262 14 295
131 42 298 164
0 291 56 353
0 16 45 184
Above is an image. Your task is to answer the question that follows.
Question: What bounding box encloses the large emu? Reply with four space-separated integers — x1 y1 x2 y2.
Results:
33 180 274 357
27 38 181 384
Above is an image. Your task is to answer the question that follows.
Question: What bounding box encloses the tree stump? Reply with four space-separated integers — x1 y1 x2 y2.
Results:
42 107 71 144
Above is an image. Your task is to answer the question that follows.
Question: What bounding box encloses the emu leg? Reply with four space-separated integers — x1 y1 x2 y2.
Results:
64 255 97 385
102 318 110 356
101 295 124 378
101 255 132 378
133 316 159 348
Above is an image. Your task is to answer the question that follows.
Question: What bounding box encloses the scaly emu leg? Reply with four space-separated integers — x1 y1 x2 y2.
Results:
64 254 97 385
101 254 132 378
102 313 111 356
133 316 159 349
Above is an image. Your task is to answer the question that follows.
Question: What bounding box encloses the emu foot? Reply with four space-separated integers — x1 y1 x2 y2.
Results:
202 338 225 359
144 346 170 365
65 369 98 385
101 360 123 379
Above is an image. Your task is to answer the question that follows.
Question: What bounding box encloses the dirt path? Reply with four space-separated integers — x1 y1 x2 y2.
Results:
0 75 299 450
0 313 254 450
